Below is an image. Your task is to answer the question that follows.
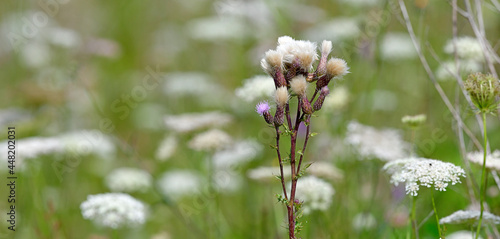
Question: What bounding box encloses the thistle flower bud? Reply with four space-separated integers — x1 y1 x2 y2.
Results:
256 101 273 124
274 105 285 126
290 75 308 96
316 40 333 77
261 50 287 87
274 86 289 107
301 97 313 114
313 86 330 111
316 57 349 89
464 72 500 114
326 58 349 77
285 59 300 81
402 114 427 129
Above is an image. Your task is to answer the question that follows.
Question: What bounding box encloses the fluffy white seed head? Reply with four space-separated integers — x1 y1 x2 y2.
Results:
261 50 283 75
290 75 308 96
274 86 289 107
326 58 349 77
321 40 333 55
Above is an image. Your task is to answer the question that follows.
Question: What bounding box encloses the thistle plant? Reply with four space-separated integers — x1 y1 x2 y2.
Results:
464 72 500 239
256 36 349 239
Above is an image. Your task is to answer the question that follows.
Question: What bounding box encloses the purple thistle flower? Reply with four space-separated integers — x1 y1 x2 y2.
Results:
255 101 270 116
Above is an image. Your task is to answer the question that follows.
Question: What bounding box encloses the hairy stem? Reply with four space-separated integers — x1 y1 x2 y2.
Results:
275 126 288 201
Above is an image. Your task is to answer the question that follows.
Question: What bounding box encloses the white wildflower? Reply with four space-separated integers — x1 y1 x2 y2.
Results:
155 135 178 161
164 111 232 133
293 176 335 214
59 130 116 159
446 230 483 239
436 60 482 81
444 36 485 61
188 129 232 151
187 16 248 41
466 150 500 171
163 72 225 97
235 75 275 102
20 42 51 68
439 210 500 225
386 158 466 196
105 168 152 193
302 18 360 43
380 33 417 61
371 90 398 111
80 193 147 228
213 170 242 193
307 161 344 180
321 86 349 111
213 140 262 169
247 166 291 182
0 108 31 127
44 27 81 48
346 121 410 161
157 170 203 200
352 213 377 231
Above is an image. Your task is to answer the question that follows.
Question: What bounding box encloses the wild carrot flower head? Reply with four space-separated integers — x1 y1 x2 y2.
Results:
384 158 466 196
466 150 500 171
464 72 500 114
401 114 427 129
292 176 335 214
439 210 500 225
80 193 147 228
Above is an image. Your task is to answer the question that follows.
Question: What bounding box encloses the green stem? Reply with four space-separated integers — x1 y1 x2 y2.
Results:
475 112 488 239
431 189 442 238
411 196 419 239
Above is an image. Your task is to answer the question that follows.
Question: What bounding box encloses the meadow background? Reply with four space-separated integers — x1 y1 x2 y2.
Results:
0 0 499 238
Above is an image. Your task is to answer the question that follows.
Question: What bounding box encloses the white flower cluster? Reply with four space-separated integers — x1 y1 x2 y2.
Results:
293 176 335 214
80 193 147 228
212 140 262 169
321 86 349 112
436 60 482 81
0 130 116 169
105 168 152 193
380 33 417 61
164 111 232 133
235 75 275 102
386 158 466 196
345 121 410 161
302 18 361 44
466 150 500 171
247 166 291 182
446 230 483 239
188 129 232 151
444 36 485 62
155 135 178 161
437 36 486 81
439 210 500 225
157 170 203 201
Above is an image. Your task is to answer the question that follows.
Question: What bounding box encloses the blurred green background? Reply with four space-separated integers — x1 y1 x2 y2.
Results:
0 0 499 238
